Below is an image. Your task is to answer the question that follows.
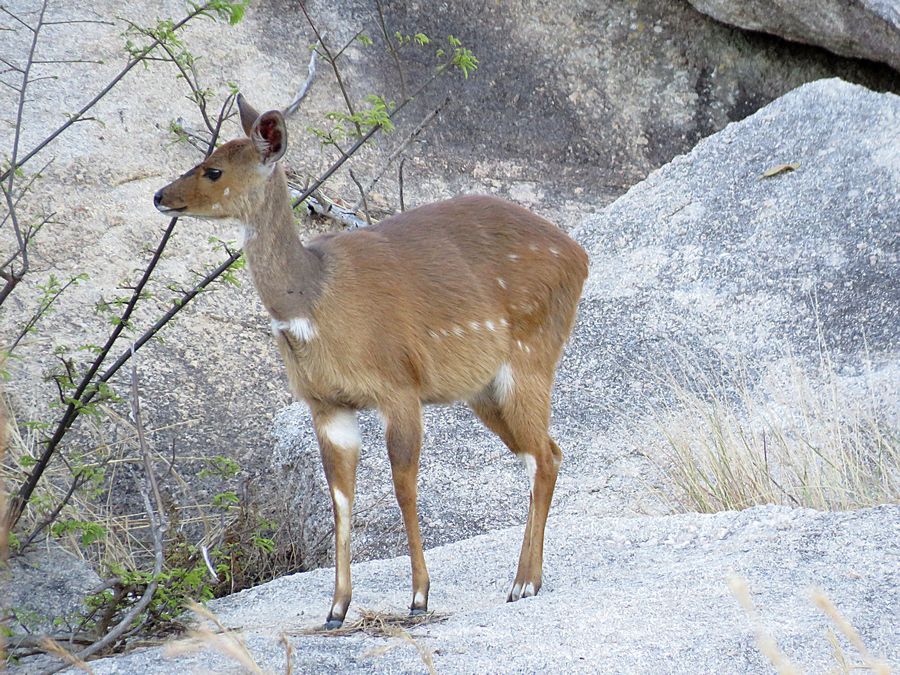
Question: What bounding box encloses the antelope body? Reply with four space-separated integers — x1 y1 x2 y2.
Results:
155 95 588 628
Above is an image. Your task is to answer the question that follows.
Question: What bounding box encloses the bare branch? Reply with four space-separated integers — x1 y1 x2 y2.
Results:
374 0 406 100
350 96 449 213
347 170 371 225
283 43 319 117
0 6 35 31
63 352 167 663
399 157 406 212
297 2 361 135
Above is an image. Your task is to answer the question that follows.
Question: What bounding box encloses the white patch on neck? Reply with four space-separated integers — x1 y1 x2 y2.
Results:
238 223 256 248
493 363 515 402
271 317 317 342
256 162 276 178
320 410 361 451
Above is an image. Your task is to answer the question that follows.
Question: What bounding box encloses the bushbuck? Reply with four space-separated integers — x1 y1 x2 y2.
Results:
154 94 588 628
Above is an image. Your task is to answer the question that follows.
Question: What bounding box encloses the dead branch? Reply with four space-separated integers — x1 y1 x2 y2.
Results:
62 351 168 663
283 41 319 117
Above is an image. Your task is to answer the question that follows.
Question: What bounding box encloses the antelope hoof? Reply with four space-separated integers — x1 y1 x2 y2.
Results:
324 617 344 630
409 607 427 617
507 580 539 603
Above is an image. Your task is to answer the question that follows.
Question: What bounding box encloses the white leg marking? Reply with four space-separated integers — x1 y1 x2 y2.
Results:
321 410 361 450
414 591 426 606
497 277 507 289
520 453 537 495
493 363 515 402
330 600 345 617
522 582 536 597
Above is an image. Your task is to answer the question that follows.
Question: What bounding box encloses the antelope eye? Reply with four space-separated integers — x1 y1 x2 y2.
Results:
203 168 223 181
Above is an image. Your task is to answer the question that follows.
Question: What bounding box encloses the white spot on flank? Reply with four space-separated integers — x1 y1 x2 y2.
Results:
414 591 426 606
272 317 317 341
211 202 222 211
321 410 361 450
440 329 450 337
500 318 509 328
453 325 465 337
508 254 520 261
529 243 538 252
428 329 439 339
497 278 507 289
486 320 496 331
469 321 481 331
550 247 560 256
223 187 231 196
520 453 537 493
493 363 515 402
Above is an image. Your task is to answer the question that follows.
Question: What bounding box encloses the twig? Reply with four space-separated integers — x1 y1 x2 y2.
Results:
283 41 319 117
348 169 371 226
398 158 406 212
297 2 361 135
350 96 448 213
374 0 406 100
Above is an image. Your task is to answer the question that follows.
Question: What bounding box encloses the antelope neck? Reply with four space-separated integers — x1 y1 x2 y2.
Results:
240 165 325 321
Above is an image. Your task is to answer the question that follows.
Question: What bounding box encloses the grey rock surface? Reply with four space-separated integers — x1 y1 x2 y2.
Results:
272 78 900 568
82 505 900 673
687 0 900 71
1 541 101 635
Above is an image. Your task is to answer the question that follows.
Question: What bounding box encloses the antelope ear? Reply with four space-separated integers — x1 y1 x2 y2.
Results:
250 110 288 165
237 93 260 137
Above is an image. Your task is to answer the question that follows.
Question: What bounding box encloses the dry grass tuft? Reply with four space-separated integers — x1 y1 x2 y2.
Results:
657 354 898 512
164 601 264 673
729 574 892 674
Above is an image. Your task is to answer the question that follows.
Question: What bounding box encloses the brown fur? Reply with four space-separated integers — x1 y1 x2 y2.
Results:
155 95 588 627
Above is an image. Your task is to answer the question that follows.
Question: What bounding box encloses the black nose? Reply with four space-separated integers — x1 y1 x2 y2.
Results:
153 190 163 207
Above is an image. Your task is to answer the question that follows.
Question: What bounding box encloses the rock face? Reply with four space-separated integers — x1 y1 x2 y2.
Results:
83 505 900 673
687 0 900 71
272 78 900 569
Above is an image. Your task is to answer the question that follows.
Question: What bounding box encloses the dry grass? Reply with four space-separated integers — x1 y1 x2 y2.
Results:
656 354 899 512
729 575 892 674
165 605 444 675
293 607 448 638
